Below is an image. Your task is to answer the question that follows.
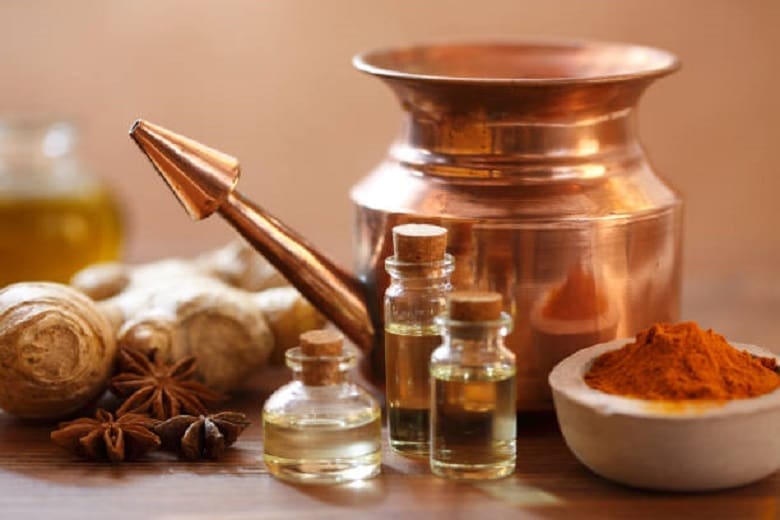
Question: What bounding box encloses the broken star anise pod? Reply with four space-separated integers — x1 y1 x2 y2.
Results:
51 409 160 463
154 411 250 460
111 347 225 420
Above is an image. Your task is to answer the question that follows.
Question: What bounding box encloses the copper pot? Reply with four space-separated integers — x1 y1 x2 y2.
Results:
351 41 682 409
131 40 682 410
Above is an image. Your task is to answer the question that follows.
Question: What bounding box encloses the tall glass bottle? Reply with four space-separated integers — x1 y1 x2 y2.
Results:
262 329 381 485
430 291 517 479
384 223 453 456
0 118 122 285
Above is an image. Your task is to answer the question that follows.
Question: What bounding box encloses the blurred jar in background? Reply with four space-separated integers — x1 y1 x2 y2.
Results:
0 118 122 286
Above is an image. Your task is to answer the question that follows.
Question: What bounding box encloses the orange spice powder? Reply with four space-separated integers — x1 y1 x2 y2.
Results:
585 322 780 400
542 265 608 321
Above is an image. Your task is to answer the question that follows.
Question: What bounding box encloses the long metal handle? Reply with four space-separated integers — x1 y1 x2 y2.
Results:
220 191 375 352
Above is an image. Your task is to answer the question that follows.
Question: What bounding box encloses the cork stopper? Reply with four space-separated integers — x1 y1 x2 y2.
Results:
299 329 344 385
392 224 448 263
300 329 343 356
449 291 503 321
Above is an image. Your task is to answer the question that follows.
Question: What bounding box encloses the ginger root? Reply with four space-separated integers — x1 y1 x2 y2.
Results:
71 241 326 392
0 283 116 419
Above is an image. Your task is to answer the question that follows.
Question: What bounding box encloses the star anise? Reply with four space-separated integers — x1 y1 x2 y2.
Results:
111 347 225 420
154 412 250 460
51 409 160 462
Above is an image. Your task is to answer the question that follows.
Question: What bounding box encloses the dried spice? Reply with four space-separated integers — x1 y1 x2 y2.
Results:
111 347 225 420
71 239 328 394
585 322 780 400
154 412 250 460
51 409 160 462
0 282 116 420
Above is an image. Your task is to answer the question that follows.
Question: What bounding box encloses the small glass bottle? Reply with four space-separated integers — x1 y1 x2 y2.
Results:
430 291 517 480
0 118 122 285
384 223 453 456
263 329 382 484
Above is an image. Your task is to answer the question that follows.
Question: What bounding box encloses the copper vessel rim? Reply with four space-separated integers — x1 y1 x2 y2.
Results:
353 38 680 85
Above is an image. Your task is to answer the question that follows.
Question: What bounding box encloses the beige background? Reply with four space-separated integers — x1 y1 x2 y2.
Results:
0 1 777 279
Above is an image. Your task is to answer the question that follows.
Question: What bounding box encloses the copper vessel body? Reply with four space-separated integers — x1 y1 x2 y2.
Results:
352 41 682 410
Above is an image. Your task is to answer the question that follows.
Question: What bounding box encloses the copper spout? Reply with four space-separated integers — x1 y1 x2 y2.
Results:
129 119 376 352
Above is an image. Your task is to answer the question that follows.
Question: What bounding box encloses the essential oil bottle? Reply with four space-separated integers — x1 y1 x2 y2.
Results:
384 223 454 456
262 329 381 484
430 291 517 480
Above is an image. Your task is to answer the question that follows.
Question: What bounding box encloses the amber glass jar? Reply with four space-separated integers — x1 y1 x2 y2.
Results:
0 119 122 285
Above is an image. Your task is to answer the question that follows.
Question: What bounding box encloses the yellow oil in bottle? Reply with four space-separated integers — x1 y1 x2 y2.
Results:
385 322 442 456
263 407 382 484
430 364 517 479
0 189 122 286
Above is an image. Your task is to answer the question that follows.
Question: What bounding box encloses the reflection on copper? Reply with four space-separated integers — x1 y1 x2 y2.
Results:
541 264 608 321
531 263 619 378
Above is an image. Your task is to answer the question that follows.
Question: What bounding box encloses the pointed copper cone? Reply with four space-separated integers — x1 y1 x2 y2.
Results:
128 119 377 354
130 120 240 220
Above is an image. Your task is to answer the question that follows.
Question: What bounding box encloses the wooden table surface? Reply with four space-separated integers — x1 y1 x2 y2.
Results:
1 269 778 520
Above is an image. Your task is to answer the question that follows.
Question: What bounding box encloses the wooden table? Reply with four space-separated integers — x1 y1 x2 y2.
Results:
1 270 778 519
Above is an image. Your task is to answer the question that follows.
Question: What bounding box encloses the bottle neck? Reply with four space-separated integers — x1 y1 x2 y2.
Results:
291 371 347 386
385 253 455 290
438 313 513 348
0 119 86 193
0 119 78 171
286 346 355 387
449 329 505 352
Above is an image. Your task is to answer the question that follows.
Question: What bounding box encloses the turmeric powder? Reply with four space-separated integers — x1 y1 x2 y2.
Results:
585 322 780 400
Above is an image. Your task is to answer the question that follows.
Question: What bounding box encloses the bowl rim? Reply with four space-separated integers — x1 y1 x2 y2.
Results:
548 338 780 420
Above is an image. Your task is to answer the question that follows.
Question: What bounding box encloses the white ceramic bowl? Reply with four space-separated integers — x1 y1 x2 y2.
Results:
549 338 780 491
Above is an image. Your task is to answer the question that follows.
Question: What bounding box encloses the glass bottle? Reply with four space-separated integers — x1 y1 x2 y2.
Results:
0 118 122 285
384 223 453 456
263 329 381 484
430 291 517 480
